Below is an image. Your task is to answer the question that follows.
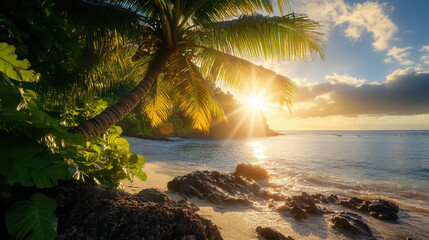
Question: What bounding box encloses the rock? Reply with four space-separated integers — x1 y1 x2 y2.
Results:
50 181 223 240
136 188 200 212
368 199 399 221
338 197 370 212
327 194 339 203
329 212 373 239
256 226 294 240
311 193 328 203
167 170 265 205
288 198 307 219
337 197 399 221
278 192 321 219
300 192 320 214
233 163 269 180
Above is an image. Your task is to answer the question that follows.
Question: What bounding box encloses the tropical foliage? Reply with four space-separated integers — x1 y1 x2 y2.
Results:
0 0 326 239
73 0 326 139
0 42 146 239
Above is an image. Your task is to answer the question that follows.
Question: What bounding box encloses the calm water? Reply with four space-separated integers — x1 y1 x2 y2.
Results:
127 130 429 238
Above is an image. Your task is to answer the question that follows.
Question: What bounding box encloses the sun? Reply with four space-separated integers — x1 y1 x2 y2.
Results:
246 96 265 111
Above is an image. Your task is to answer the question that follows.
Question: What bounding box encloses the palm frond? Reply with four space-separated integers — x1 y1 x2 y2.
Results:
181 0 293 26
167 54 224 133
115 0 161 17
194 13 326 61
140 77 174 127
196 47 297 110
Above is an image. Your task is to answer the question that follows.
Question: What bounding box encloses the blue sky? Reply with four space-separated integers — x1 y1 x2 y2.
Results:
261 0 429 130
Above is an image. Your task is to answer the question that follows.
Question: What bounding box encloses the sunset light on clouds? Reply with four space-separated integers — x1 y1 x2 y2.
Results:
257 0 429 130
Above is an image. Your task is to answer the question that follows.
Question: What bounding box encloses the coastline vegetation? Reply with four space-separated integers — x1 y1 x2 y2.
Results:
0 0 325 239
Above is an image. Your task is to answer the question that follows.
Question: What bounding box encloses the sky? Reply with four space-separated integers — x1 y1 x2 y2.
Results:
260 0 429 130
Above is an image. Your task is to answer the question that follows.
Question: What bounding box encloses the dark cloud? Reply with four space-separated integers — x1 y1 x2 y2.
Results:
292 69 429 118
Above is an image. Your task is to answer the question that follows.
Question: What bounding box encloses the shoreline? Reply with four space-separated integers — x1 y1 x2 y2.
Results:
122 162 269 240
122 162 304 240
122 161 428 240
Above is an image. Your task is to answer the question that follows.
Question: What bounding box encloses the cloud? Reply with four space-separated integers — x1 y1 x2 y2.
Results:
421 45 429 65
384 58 392 63
385 46 414 65
297 0 397 51
292 68 429 118
325 73 366 86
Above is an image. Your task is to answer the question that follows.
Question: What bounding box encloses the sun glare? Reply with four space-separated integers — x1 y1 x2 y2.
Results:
246 97 265 111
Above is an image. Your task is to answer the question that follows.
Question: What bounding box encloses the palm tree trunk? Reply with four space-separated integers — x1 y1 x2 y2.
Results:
74 47 173 139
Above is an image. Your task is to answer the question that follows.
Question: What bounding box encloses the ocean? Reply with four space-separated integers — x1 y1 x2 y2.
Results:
127 130 429 239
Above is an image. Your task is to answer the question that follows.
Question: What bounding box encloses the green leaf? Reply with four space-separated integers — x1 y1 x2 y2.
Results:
128 154 146 181
0 42 37 82
135 171 147 181
109 136 130 151
5 193 58 240
108 125 123 135
0 137 74 188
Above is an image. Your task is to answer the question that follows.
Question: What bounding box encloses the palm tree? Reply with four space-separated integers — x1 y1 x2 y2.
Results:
71 0 326 139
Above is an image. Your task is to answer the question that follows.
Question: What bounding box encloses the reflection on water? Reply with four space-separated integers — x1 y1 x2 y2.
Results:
127 130 429 238
248 141 267 164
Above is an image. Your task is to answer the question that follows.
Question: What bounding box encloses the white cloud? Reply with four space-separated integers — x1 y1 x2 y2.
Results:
325 73 366 86
420 45 429 65
384 58 392 63
297 0 397 51
385 46 414 66
385 67 427 83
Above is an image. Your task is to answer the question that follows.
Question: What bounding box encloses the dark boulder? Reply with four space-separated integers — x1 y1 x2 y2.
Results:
300 192 320 214
338 197 370 212
136 188 200 212
368 199 399 221
310 193 328 203
256 226 294 240
337 197 399 221
167 170 265 205
51 181 223 240
329 212 373 239
277 192 321 219
327 194 339 203
233 163 269 180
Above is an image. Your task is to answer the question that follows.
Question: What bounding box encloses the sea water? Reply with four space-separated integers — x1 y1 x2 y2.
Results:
127 130 429 238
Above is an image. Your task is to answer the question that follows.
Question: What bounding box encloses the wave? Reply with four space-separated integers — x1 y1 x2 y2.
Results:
269 168 429 214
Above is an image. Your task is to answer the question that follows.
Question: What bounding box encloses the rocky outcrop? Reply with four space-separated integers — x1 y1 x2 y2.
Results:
327 194 339 203
329 212 373 239
368 199 399 221
167 170 266 205
277 192 322 219
256 226 294 240
233 163 269 180
338 196 399 221
51 181 223 240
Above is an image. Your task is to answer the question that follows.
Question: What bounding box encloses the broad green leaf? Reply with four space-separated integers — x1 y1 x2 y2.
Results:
128 154 146 181
0 137 73 188
107 134 129 151
135 171 147 181
108 125 123 135
0 42 37 82
5 193 58 240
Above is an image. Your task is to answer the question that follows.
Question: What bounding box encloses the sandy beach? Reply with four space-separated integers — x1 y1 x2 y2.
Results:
122 162 349 240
